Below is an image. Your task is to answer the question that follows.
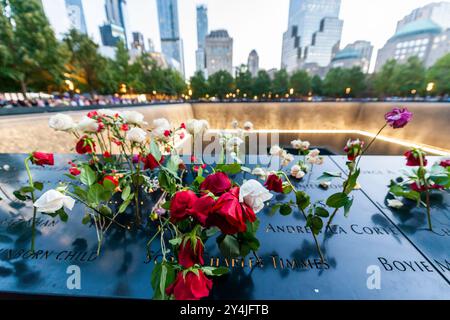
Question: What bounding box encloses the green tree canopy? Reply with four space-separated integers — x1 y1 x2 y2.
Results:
311 75 323 96
271 69 289 96
289 70 311 96
323 67 366 98
189 70 208 99
373 59 397 97
235 65 253 97
426 53 450 95
391 56 426 96
252 70 272 97
208 70 234 100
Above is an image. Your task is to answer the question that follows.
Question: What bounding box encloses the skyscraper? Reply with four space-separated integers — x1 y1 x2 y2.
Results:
99 0 128 49
205 30 233 76
196 5 208 74
247 50 259 77
157 0 185 76
330 40 373 73
375 2 450 71
281 0 343 72
65 0 87 34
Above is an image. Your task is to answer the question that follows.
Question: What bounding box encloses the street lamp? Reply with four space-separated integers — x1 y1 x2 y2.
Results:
289 88 294 95
345 87 351 95
188 89 193 96
426 82 435 93
411 89 417 95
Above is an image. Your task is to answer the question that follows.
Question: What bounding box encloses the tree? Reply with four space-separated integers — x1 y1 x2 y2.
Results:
344 67 367 98
323 68 346 97
391 56 426 96
207 70 234 100
271 69 289 96
235 64 253 97
289 70 311 96
373 59 397 98
311 75 323 96
323 67 366 98
252 70 272 97
189 70 208 99
426 53 450 95
64 29 111 94
0 0 68 94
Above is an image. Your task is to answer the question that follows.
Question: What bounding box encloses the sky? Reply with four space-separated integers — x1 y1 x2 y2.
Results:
44 0 444 77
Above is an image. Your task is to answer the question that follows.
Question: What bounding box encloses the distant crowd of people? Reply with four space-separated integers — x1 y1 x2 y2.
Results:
0 93 149 109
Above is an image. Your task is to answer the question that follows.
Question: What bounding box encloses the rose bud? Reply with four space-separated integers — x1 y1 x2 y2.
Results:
103 151 111 158
169 190 198 223
410 182 444 192
404 150 427 167
264 174 283 193
385 107 413 129
141 153 164 170
178 238 204 268
439 159 450 168
199 172 232 196
76 136 95 154
165 270 212 300
101 175 119 187
69 166 81 176
31 152 54 166
87 111 98 118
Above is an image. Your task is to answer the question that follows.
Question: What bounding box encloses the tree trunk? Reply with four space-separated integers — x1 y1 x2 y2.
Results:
20 78 27 97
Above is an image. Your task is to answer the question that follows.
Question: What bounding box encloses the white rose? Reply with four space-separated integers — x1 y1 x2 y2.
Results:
48 113 76 132
122 111 147 125
281 151 294 166
97 109 117 118
301 141 310 151
251 167 268 179
290 165 305 179
307 155 324 165
186 119 209 136
320 181 331 189
231 120 239 129
243 121 253 131
387 199 404 209
269 145 283 156
34 190 75 213
152 118 171 138
226 136 244 152
290 140 302 150
309 149 320 158
77 116 99 133
239 180 273 213
126 127 147 144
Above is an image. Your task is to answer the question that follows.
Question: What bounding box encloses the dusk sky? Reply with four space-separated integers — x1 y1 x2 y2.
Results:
45 0 443 77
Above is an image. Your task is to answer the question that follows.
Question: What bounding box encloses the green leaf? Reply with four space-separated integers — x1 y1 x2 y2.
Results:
202 266 229 276
315 206 329 217
161 201 171 210
217 234 240 258
80 165 97 186
295 191 310 210
87 184 104 205
56 208 68 222
344 197 354 217
282 184 293 194
99 205 112 216
151 262 175 300
240 236 260 257
309 216 323 235
344 169 360 194
166 155 181 174
317 171 342 183
20 186 34 193
118 199 131 213
279 204 292 216
216 163 241 175
82 213 91 225
168 238 182 246
13 190 27 201
326 192 350 208
150 140 162 162
73 186 88 201
121 185 131 201
33 182 44 191
269 203 282 216
102 179 116 192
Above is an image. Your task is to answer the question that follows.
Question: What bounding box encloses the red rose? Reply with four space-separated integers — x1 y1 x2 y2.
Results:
164 130 171 137
101 175 119 187
207 187 255 234
410 182 444 192
121 124 129 131
69 167 81 176
405 150 427 167
103 151 111 158
440 159 450 168
169 190 198 223
76 136 95 154
166 270 212 300
180 123 186 129
199 172 232 196
141 153 164 170
189 194 215 226
87 111 98 118
178 238 204 268
31 152 54 166
264 174 283 193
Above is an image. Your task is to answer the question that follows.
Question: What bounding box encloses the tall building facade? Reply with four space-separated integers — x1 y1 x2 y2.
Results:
330 40 373 73
375 2 450 71
196 5 208 74
157 0 185 76
205 30 233 76
247 50 259 77
281 0 343 72
99 0 128 49
65 0 87 34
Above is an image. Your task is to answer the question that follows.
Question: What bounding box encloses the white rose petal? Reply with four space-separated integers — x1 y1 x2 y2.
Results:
122 111 147 125
251 167 268 179
387 199 404 209
151 118 171 138
34 190 75 213
97 109 117 117
269 145 283 156
126 127 147 144
231 120 239 129
290 140 303 150
290 165 305 179
301 141 310 150
186 119 209 136
239 180 273 213
77 116 99 133
309 149 320 158
226 136 244 152
49 113 76 132
243 121 254 131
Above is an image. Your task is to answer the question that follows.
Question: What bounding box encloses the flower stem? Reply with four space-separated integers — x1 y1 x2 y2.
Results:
326 207 339 229
24 157 37 253
425 190 432 231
